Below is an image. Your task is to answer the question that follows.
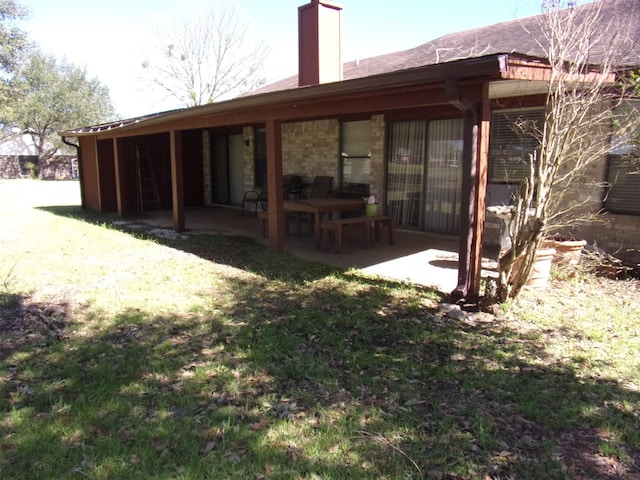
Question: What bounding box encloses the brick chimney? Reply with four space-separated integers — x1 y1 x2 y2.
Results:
298 0 343 86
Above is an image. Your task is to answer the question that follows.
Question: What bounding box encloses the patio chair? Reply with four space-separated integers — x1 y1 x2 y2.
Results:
242 174 305 216
295 175 334 233
284 174 304 199
304 175 334 199
241 176 268 216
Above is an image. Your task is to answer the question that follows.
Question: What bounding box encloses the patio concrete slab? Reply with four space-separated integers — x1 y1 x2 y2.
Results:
132 206 498 294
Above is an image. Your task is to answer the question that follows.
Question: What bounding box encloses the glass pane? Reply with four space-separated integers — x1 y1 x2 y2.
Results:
341 120 373 193
386 122 426 228
489 109 544 184
604 155 640 215
341 120 371 157
424 119 463 233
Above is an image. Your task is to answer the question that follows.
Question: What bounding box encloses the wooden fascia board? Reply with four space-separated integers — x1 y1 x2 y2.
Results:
64 55 508 139
502 56 617 84
88 80 489 141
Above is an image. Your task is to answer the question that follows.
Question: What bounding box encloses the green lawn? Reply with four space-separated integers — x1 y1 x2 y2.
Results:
1 180 639 479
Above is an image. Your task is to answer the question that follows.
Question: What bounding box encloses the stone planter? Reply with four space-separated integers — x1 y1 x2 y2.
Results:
543 238 587 265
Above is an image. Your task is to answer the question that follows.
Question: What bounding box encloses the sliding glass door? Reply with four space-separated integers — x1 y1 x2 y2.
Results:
386 118 463 234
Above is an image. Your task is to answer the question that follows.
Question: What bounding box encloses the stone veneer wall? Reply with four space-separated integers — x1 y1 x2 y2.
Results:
242 127 255 192
576 214 640 265
369 115 386 209
281 119 340 184
240 115 386 202
483 152 640 264
202 131 212 205
0 155 77 179
543 153 639 264
0 156 23 178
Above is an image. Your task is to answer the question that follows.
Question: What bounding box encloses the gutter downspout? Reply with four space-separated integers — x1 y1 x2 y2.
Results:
62 136 85 210
446 78 482 302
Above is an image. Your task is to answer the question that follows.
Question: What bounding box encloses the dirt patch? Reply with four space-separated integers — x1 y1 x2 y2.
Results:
0 294 70 361
558 427 640 480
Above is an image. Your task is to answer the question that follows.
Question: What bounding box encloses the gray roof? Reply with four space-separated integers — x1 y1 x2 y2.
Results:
255 0 640 95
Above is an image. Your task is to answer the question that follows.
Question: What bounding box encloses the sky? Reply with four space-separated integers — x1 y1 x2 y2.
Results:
20 0 555 120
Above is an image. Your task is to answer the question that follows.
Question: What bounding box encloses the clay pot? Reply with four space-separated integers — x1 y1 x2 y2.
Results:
543 238 587 265
526 247 556 288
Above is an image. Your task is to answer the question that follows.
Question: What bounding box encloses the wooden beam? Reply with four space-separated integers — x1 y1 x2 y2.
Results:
170 130 185 232
265 118 285 251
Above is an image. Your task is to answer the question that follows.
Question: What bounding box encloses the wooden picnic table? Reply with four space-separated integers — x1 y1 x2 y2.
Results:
283 198 365 248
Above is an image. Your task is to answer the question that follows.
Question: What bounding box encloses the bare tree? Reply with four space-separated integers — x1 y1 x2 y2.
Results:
141 3 268 108
496 0 640 301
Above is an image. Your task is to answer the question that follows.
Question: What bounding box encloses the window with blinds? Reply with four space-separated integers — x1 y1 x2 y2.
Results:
340 120 372 188
488 108 545 184
604 155 640 215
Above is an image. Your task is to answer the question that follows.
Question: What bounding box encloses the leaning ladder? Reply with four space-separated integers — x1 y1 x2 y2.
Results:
135 146 161 211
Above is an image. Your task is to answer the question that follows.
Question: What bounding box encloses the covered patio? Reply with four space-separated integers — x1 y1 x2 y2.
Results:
127 205 500 293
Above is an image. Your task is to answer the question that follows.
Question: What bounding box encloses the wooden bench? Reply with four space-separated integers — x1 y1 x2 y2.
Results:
257 211 269 237
257 211 304 238
320 215 395 254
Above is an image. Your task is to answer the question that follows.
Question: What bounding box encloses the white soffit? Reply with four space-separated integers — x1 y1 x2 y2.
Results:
489 80 549 99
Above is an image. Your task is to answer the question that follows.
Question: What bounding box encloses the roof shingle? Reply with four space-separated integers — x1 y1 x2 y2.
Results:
253 0 640 95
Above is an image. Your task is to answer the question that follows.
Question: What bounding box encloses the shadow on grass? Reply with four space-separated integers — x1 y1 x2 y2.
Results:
2 272 639 479
37 205 349 285
12 205 637 479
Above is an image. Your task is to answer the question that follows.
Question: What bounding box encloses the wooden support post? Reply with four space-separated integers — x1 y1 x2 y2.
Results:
447 78 485 302
470 83 491 297
170 129 185 232
113 138 124 216
265 118 285 251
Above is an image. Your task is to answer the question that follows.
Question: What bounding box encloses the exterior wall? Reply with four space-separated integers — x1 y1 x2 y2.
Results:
0 155 27 178
576 214 640 265
545 151 640 262
282 119 340 183
242 127 255 191
79 136 101 212
482 151 640 262
41 156 77 179
237 115 382 210
370 114 386 206
0 132 39 155
202 131 212 206
0 154 77 179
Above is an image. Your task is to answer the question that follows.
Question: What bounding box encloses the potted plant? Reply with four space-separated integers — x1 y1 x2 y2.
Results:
364 195 379 217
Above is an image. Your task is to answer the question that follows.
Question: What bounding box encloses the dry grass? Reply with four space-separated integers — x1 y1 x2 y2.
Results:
0 180 638 480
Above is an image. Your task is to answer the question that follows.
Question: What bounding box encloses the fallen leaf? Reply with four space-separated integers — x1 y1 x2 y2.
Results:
203 441 216 453
250 419 270 431
362 461 374 469
404 398 426 407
